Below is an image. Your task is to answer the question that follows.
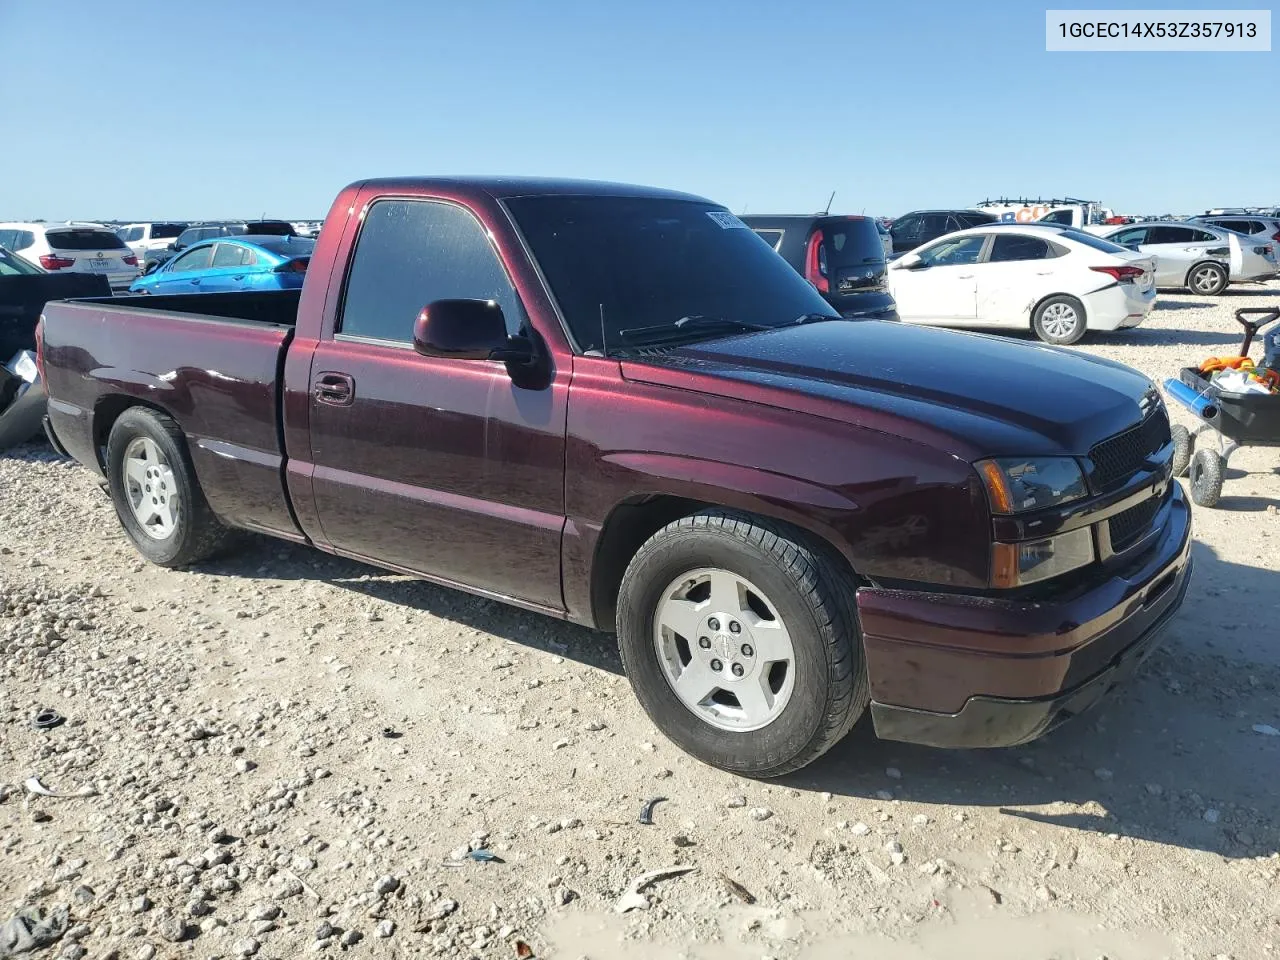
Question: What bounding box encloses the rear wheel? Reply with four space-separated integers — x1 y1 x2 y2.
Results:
1188 262 1228 296
1170 424 1193 478
106 408 236 566
1188 448 1224 507
616 510 868 778
1032 296 1087 345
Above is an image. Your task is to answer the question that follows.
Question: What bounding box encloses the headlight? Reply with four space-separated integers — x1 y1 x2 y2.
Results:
976 457 1087 515
992 527 1095 588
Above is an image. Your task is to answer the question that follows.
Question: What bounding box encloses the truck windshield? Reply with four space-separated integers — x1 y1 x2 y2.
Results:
505 196 837 353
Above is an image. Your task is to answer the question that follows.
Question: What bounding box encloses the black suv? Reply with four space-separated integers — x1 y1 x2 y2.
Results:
887 209 997 255
742 215 897 321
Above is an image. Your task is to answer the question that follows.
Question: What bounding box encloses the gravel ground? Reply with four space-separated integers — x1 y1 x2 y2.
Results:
3 282 1279 960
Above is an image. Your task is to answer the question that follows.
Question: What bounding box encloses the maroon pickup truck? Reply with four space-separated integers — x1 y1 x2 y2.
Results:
37 177 1191 777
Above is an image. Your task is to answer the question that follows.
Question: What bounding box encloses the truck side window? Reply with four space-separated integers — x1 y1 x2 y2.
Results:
339 199 524 344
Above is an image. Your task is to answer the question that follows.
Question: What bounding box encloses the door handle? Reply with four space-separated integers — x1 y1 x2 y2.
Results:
956 273 975 279
189 278 201 285
314 372 354 406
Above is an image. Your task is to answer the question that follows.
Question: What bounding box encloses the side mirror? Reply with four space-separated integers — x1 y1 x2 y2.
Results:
893 253 925 270
413 299 535 364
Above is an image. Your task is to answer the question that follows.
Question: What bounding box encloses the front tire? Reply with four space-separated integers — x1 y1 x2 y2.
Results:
1188 448 1225 507
616 510 868 778
1032 295 1087 345
106 407 236 567
1188 262 1228 296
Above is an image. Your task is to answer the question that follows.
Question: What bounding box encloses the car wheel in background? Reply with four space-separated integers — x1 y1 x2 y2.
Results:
616 510 868 778
1170 424 1193 478
106 407 237 567
1187 262 1228 296
1032 295 1087 345
1188 447 1224 507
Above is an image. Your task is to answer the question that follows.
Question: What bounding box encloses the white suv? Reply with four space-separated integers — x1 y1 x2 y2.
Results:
0 222 140 294
115 222 188 264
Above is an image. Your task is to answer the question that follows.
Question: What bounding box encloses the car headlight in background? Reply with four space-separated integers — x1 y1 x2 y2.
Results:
991 527 1095 588
976 457 1088 515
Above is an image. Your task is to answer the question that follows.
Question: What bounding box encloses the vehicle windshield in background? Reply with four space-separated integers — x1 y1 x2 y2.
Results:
0 247 43 276
505 196 836 353
46 229 128 251
1060 229 1131 254
824 218 886 265
255 238 316 257
151 223 186 239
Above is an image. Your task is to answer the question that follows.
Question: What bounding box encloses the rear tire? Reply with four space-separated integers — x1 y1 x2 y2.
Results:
1187 262 1228 296
1032 295 1087 345
1188 448 1224 507
1170 424 1193 478
106 407 237 567
616 510 868 778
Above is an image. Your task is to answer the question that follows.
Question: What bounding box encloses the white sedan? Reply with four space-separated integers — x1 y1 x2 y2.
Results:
887 225 1156 345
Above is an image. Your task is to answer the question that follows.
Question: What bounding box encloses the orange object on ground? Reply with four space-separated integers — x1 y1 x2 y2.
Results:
1200 356 1254 374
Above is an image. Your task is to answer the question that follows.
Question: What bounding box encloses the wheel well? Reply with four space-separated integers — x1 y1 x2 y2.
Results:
588 495 860 631
92 396 171 470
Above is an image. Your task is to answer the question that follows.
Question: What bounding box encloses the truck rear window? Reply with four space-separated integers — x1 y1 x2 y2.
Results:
506 196 835 354
46 230 127 251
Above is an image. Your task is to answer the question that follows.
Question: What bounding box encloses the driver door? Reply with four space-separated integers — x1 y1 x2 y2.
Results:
889 234 985 323
305 195 568 609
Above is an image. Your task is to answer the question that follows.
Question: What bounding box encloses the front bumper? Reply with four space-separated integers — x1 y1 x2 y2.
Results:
858 483 1192 748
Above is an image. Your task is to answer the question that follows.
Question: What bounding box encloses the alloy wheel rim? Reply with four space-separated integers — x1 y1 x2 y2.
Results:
123 437 180 540
1193 267 1222 293
653 568 796 732
1042 303 1078 339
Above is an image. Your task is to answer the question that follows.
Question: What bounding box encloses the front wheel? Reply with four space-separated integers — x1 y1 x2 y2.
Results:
616 511 868 778
1032 296 1087 345
106 407 237 567
1188 262 1228 296
1188 447 1225 507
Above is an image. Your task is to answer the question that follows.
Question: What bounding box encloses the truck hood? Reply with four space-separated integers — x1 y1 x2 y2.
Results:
620 320 1156 459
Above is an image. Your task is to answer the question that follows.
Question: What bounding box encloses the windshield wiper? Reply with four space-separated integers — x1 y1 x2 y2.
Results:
791 313 839 326
614 315 776 348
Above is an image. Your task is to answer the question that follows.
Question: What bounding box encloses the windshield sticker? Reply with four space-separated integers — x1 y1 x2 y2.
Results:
706 211 748 230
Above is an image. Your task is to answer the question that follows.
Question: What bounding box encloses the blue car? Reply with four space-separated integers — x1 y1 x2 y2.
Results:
129 235 315 295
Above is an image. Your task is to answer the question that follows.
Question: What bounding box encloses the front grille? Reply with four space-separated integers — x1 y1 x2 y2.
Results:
1108 495 1162 552
1089 405 1171 491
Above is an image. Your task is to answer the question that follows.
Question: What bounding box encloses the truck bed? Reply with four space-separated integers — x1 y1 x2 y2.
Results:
40 292 304 541
72 289 301 327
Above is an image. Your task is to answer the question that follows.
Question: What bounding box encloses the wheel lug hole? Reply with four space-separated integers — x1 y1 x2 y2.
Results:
741 644 753 657
729 621 741 634
698 637 711 650
709 659 723 672
708 618 720 631
731 663 745 678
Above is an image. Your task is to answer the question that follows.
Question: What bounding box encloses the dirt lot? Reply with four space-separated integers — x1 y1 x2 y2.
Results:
3 283 1279 960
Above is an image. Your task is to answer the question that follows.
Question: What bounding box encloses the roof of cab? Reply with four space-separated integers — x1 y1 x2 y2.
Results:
352 176 712 204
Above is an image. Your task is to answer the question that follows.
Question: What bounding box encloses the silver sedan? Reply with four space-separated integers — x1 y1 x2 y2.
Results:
1100 221 1278 295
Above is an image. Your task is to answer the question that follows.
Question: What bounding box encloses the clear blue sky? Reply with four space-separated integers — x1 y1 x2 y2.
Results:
1 0 1274 220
